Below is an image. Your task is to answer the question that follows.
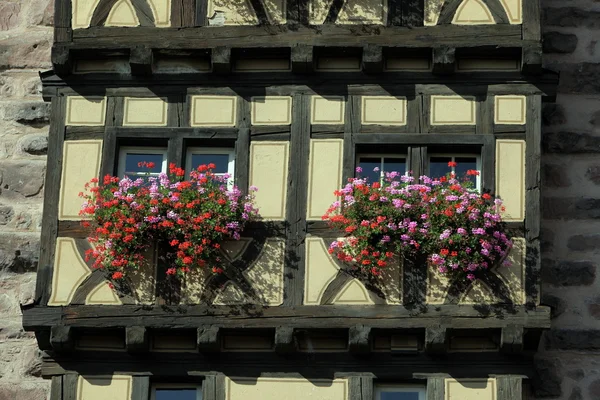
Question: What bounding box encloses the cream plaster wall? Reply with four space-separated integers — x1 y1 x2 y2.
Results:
445 379 496 400
361 96 407 125
48 238 92 306
249 142 289 220
430 96 476 125
494 95 526 125
332 279 374 304
306 139 343 220
385 58 432 71
251 96 292 125
85 281 122 305
234 59 291 72
208 0 286 25
452 0 495 25
309 0 386 24
190 95 237 127
496 139 526 222
123 97 168 126
226 377 348 400
77 376 132 400
316 57 361 71
65 96 107 126
105 0 140 27
311 96 345 124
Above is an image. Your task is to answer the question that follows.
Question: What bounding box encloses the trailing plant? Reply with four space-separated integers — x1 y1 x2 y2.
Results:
79 162 259 280
323 163 512 281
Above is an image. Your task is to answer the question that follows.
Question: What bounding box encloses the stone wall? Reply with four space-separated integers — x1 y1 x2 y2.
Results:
0 0 53 399
537 0 600 399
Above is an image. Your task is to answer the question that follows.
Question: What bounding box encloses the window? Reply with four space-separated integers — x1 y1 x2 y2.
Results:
375 385 426 400
118 147 168 180
357 155 407 184
185 147 235 188
428 154 481 191
151 385 202 400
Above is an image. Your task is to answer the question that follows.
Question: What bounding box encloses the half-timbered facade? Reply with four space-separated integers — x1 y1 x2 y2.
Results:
23 0 557 399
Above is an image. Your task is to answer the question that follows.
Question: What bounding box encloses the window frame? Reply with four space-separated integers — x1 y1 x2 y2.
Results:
374 384 427 400
184 146 236 188
427 152 482 191
356 153 409 183
150 383 203 400
117 146 168 179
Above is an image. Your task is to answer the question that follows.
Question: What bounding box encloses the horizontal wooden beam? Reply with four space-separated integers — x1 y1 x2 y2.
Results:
126 326 148 353
425 326 447 354
349 325 372 355
70 25 524 50
500 325 524 354
197 326 220 353
353 133 490 145
129 46 153 76
23 305 552 331
274 327 296 355
50 326 73 352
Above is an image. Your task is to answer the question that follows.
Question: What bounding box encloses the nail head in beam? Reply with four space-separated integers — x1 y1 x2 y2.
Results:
349 325 372 355
130 46 153 76
501 325 524 354
197 325 220 353
212 47 231 75
362 44 383 74
275 327 296 355
291 44 314 74
50 326 74 352
425 326 447 354
432 47 456 75
126 326 149 354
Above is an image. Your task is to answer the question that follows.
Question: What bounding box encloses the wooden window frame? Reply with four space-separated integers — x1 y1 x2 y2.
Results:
185 146 236 188
427 153 482 191
117 146 169 178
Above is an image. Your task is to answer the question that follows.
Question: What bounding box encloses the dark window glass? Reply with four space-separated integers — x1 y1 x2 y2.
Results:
383 157 406 177
155 388 198 400
455 156 478 186
357 157 381 184
124 153 164 176
190 153 230 174
429 156 452 179
380 392 420 400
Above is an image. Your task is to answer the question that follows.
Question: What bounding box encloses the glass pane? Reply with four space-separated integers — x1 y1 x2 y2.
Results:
455 156 478 186
383 157 406 177
429 156 452 179
124 153 164 175
190 153 230 174
380 392 420 400
357 157 382 184
155 388 198 400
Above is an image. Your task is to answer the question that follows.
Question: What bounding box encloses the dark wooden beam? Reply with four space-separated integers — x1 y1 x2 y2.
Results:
129 46 153 76
426 377 446 400
50 326 73 352
54 0 72 42
291 45 313 74
425 326 448 354
195 0 208 26
402 0 425 27
274 327 296 355
51 44 72 77
132 376 151 400
126 326 149 353
501 325 524 354
362 44 383 74
212 47 231 75
480 0 510 24
432 46 456 75
496 375 523 400
197 326 220 353
349 325 372 356
521 44 543 76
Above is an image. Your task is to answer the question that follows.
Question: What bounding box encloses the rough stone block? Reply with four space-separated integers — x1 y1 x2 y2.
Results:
543 163 571 188
0 35 52 70
540 228 555 253
532 357 562 398
567 234 600 251
0 2 21 31
0 161 45 199
543 32 578 54
542 103 566 126
541 293 566 319
544 8 600 29
0 206 14 225
0 101 50 124
541 260 596 286
543 197 600 219
26 0 53 27
0 234 39 273
18 135 47 155
545 329 600 350
585 165 600 185
543 131 600 154
559 63 600 95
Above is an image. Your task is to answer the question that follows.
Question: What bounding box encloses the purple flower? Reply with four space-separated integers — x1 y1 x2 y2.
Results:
467 274 476 281
355 166 363 173
457 228 467 235
439 229 451 240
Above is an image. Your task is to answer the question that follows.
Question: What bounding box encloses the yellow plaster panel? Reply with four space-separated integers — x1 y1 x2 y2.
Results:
430 95 476 125
190 95 237 127
78 376 132 400
497 237 526 304
311 96 345 124
49 238 92 306
361 96 407 125
307 139 343 220
379 256 402 304
106 0 140 27
501 0 522 24
446 379 496 400
460 279 495 304
452 0 495 24
73 59 130 74
427 264 452 304
310 0 386 24
316 56 361 71
85 281 122 305
154 58 211 73
251 96 292 125
249 142 289 220
457 58 520 71
127 245 157 304
59 140 103 220
123 97 168 126
214 281 255 305
208 0 286 25
245 238 285 306
333 279 374 305
495 95 526 125
180 267 208 304
148 0 171 27
496 139 525 222
66 96 107 126
226 377 347 400
72 0 101 28
304 237 340 305
385 58 432 71
235 59 291 72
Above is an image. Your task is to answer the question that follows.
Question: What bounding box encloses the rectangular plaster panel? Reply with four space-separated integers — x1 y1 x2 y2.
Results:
123 97 168 126
361 96 407 125
249 142 289 220
59 140 103 220
78 376 132 400
311 96 345 124
310 0 386 24
430 95 476 125
222 335 274 351
234 58 291 72
208 0 286 25
457 58 520 71
226 377 348 400
494 95 526 125
307 139 343 220
72 0 100 29
498 237 526 304
304 237 340 305
445 379 496 400
73 59 131 74
496 139 525 222
49 238 92 306
316 56 361 71
154 58 211 73
152 334 197 352
385 58 432 71
190 95 237 127
65 96 107 126
251 96 292 125
244 238 285 305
